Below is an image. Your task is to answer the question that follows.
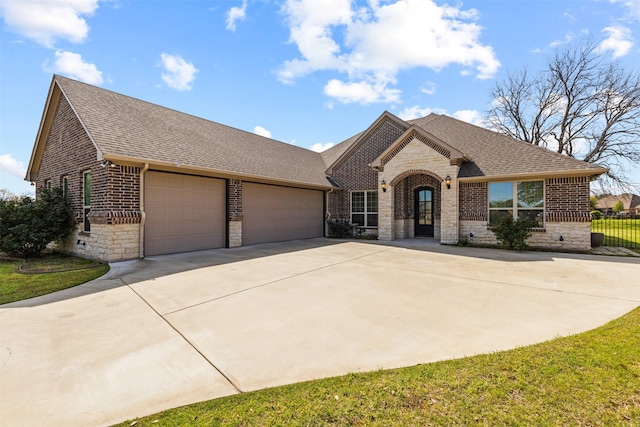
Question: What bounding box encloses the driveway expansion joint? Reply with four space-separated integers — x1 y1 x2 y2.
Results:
126 284 243 394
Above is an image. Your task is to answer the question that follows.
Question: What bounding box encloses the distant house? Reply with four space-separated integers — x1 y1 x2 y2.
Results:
25 75 607 261
596 194 640 215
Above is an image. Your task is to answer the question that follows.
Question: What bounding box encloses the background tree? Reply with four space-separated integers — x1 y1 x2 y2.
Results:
486 40 640 186
612 200 625 214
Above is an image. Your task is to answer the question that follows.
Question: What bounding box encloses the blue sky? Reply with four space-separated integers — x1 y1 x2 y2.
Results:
1 0 639 196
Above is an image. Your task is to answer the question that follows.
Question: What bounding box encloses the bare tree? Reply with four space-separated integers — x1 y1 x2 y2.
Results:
487 41 640 185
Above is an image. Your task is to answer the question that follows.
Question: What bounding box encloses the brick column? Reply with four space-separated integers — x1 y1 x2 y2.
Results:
228 179 243 247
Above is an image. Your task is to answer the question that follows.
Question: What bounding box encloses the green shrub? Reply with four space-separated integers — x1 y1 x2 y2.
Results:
491 215 533 250
0 187 76 258
590 210 602 220
327 219 352 238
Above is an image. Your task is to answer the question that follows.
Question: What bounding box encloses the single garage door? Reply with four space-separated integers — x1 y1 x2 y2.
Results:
145 171 226 256
242 183 324 245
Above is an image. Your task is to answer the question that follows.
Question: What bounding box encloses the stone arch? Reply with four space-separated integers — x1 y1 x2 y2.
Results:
393 171 442 221
389 169 443 187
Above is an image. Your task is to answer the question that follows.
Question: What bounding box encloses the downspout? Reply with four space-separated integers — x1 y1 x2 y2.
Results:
139 163 149 259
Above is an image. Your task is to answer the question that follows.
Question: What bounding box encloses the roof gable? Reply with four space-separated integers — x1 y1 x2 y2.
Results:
371 125 468 170
325 111 409 175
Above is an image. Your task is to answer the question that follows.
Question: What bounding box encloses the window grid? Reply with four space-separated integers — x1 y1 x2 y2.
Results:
351 190 378 227
489 180 544 228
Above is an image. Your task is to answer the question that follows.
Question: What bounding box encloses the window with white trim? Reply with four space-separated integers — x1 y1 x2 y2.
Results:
83 171 91 232
61 176 69 198
44 179 51 190
489 180 544 228
351 190 378 227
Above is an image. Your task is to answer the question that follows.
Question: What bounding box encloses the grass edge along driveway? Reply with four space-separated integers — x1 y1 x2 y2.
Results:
0 255 109 305
119 306 640 426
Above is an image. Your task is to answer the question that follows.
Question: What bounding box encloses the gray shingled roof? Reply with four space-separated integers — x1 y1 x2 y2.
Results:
55 75 331 188
408 114 606 178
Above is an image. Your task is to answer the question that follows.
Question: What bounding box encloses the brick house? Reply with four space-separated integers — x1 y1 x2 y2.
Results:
26 75 607 261
595 193 640 215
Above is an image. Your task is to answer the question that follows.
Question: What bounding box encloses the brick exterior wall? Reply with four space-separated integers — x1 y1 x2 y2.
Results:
457 176 594 251
459 182 488 221
545 176 591 222
35 95 141 261
327 118 405 220
228 179 243 221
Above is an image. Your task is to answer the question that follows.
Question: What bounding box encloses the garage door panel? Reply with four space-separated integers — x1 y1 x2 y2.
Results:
145 172 225 256
243 183 323 246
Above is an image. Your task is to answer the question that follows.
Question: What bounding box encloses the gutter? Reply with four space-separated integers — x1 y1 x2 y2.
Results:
139 163 149 259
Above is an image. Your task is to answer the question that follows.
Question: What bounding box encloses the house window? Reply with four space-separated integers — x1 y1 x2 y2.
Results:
489 180 544 228
62 176 69 198
44 179 51 190
83 171 91 232
351 190 378 227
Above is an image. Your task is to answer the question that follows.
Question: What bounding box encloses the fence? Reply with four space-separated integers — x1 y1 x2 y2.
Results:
590 216 640 248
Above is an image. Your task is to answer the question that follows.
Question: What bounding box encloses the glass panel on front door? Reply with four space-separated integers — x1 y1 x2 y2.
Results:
415 188 434 237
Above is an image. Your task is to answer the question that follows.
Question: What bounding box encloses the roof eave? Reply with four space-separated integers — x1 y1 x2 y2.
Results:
457 167 609 182
103 154 334 190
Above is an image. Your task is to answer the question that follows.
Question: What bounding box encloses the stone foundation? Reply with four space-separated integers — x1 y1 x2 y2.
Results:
459 220 591 251
229 220 242 247
58 223 140 261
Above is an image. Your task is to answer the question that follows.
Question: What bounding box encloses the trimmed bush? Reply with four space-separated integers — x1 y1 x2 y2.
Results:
590 210 602 220
491 215 534 250
327 219 352 238
0 187 76 258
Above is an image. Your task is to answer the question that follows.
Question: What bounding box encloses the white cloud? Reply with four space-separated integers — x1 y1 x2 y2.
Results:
398 105 446 120
278 0 500 104
420 81 437 95
609 0 640 21
550 32 575 47
309 142 334 152
0 154 26 178
160 53 198 91
324 78 400 105
398 106 485 127
46 50 103 84
452 109 485 127
226 0 247 31
596 25 633 58
0 0 98 48
253 125 272 138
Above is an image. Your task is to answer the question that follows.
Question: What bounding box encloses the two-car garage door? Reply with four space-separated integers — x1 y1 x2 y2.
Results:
242 183 324 245
145 172 225 256
144 172 324 256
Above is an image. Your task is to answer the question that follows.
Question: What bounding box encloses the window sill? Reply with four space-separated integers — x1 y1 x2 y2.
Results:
487 226 546 232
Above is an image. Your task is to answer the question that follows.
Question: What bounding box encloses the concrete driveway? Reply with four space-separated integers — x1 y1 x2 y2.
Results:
1 239 639 426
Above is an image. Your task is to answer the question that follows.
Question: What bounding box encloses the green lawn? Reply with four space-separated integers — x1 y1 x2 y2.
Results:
591 218 640 247
118 307 640 426
0 254 109 305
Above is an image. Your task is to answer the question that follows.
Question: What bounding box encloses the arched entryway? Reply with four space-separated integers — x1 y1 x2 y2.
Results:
390 171 442 239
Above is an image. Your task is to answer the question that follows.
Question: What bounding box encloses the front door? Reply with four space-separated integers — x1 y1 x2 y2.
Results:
415 187 434 237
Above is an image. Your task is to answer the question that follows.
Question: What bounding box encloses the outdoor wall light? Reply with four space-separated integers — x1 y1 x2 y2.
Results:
445 175 452 189
381 179 387 192
559 235 564 241
100 160 117 168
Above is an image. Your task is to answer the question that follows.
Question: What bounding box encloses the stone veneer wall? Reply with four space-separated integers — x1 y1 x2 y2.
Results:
380 135 459 243
58 223 140 261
